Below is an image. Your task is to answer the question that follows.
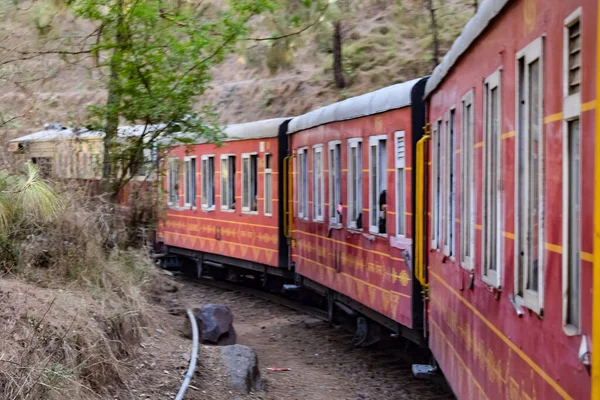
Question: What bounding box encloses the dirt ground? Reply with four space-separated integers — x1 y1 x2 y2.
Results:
129 273 453 400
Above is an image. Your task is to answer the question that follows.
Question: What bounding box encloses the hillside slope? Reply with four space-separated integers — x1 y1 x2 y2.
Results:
0 0 474 136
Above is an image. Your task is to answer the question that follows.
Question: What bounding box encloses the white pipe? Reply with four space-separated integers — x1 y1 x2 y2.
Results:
176 309 199 400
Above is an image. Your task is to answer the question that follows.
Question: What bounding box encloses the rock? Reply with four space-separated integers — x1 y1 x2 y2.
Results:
220 344 263 393
185 304 237 345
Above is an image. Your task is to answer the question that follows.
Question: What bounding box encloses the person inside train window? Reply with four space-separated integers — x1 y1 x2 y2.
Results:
356 212 362 229
379 190 387 234
251 195 258 212
336 202 343 225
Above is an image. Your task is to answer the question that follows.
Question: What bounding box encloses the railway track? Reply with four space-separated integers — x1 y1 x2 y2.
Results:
170 272 454 399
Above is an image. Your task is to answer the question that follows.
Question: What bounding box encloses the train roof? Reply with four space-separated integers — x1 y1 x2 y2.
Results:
9 124 163 144
287 78 422 134
424 0 511 97
11 118 289 147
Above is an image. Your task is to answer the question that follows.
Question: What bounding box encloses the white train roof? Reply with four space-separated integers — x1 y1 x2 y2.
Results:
424 0 511 97
288 78 422 134
10 118 290 147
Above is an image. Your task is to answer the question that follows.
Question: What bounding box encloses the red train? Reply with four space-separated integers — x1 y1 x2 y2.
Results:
157 0 600 398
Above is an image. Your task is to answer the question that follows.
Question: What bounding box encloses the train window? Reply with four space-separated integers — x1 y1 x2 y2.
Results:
460 91 475 270
168 157 180 206
431 121 441 249
394 131 406 237
264 154 273 216
443 110 456 257
483 69 502 288
201 155 215 210
563 118 581 332
515 37 544 314
242 153 258 213
347 139 363 229
298 148 309 220
563 8 582 333
183 156 196 207
313 145 325 222
220 155 236 211
328 141 342 225
369 135 387 235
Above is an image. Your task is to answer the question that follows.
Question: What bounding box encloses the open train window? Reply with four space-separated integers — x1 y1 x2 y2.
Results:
443 110 456 258
264 154 273 216
298 148 309 220
347 139 363 230
431 121 441 249
242 153 258 213
220 155 236 211
460 91 475 271
515 37 544 314
184 156 196 208
482 69 502 288
563 8 582 334
369 135 387 235
167 157 180 206
313 145 325 222
328 141 342 225
394 131 406 238
201 155 215 210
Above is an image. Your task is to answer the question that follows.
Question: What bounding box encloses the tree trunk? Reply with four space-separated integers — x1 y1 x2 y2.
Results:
103 0 124 196
473 0 478 13
425 0 440 68
333 21 345 89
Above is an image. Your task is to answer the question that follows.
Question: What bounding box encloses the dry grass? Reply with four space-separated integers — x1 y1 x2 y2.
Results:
0 170 160 399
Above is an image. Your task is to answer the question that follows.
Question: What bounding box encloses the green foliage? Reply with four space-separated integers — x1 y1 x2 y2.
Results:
58 0 276 193
0 163 61 233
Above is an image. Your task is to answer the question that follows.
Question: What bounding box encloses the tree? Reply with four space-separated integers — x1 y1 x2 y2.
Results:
332 20 345 89
424 0 440 68
2 0 276 196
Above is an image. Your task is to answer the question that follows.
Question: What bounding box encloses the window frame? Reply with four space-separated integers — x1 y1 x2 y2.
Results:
482 68 503 288
264 153 273 216
562 9 582 334
201 154 216 211
431 121 442 249
241 152 259 214
460 90 475 271
183 156 197 208
220 154 236 211
312 144 325 222
328 140 342 226
443 109 456 258
167 157 180 207
514 36 545 314
368 134 388 235
298 147 309 220
347 138 363 230
394 131 407 239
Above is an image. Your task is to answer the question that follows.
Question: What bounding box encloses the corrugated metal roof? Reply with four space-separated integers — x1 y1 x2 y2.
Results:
424 0 512 97
288 78 422 134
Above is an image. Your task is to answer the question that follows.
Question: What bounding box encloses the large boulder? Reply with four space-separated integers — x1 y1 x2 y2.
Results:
183 304 237 345
220 344 264 393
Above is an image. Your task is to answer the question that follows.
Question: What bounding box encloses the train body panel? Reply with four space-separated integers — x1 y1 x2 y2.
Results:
288 79 428 331
424 0 597 398
157 119 289 270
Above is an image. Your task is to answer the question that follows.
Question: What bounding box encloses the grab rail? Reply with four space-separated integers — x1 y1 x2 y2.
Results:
283 155 295 239
415 134 430 290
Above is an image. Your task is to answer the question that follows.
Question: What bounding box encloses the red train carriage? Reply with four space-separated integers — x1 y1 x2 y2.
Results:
156 118 292 280
287 78 429 342
420 0 598 398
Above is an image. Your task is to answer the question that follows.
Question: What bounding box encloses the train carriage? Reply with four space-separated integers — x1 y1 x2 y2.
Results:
157 118 292 279
421 0 598 398
286 78 429 341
